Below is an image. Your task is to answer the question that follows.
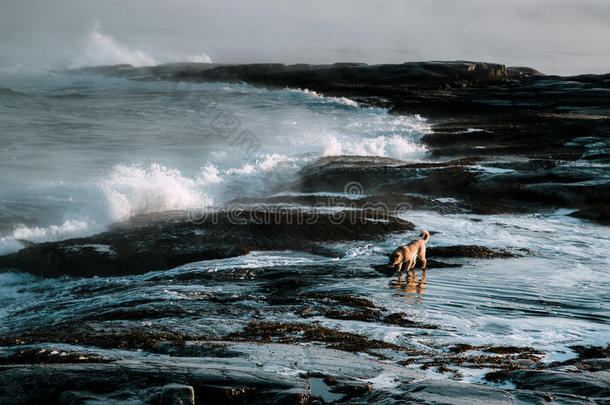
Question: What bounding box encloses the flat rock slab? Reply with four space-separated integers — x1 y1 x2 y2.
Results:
0 342 421 405
426 245 522 259
0 359 310 405
509 369 610 398
363 379 597 405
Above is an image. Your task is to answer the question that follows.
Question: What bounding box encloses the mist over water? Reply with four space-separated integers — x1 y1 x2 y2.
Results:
1 0 609 74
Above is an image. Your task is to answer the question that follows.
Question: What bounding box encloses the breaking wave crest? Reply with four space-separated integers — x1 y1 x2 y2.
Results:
72 21 158 68
100 163 214 222
70 21 212 68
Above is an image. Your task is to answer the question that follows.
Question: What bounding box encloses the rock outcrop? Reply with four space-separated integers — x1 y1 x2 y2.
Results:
0 210 413 278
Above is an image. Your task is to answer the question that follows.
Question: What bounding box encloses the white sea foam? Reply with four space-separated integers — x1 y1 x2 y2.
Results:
100 163 213 221
322 134 427 158
197 163 223 185
287 88 359 107
0 219 94 255
225 153 300 176
12 219 92 242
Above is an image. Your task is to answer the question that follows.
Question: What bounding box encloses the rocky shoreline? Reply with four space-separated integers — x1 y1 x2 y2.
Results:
1 227 608 403
68 61 610 223
1 61 608 403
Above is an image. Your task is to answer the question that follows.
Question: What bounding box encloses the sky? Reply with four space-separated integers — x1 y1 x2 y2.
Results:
1 0 609 75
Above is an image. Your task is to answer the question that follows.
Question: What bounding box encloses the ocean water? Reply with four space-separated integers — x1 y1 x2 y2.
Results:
0 70 609 384
0 73 428 253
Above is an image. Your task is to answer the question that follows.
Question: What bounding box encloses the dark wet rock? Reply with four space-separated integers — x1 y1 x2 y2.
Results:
383 312 439 329
425 259 463 268
296 156 482 200
1 341 422 405
153 342 243 359
294 155 610 218
377 380 514 404
548 345 610 371
295 292 442 328
397 344 545 384
300 292 376 309
230 192 466 216
449 344 544 356
161 384 195 405
166 61 507 91
125 61 609 164
427 245 520 259
322 376 338 386
300 306 381 323
570 204 610 225
508 369 610 398
372 260 461 276
0 347 111 365
371 264 397 276
0 209 414 278
330 381 374 400
0 331 190 351
403 380 594 405
58 390 146 405
0 359 313 405
579 359 610 372
570 345 610 360
484 369 512 384
227 321 423 357
364 379 595 404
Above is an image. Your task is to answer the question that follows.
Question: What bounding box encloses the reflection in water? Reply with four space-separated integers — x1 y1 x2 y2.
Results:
394 270 426 304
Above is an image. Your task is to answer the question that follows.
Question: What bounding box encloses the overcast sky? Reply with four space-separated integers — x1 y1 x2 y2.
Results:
1 0 609 75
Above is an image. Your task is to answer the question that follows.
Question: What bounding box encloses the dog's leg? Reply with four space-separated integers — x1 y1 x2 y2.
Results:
418 246 427 269
397 261 403 273
407 257 415 272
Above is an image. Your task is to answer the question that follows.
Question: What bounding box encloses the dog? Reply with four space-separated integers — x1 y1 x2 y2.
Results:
389 230 429 273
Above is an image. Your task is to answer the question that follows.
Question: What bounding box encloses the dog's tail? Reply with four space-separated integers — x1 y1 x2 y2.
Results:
420 230 430 243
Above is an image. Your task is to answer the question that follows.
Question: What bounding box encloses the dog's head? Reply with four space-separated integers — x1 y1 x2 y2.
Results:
389 250 403 266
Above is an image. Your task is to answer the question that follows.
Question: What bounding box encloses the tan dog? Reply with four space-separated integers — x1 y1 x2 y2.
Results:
389 230 430 273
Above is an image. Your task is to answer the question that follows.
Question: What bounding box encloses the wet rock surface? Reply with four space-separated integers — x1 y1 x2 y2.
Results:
508 369 610 398
293 155 610 218
426 245 522 259
0 266 606 404
0 243 579 403
0 357 314 405
1 263 606 404
2 341 605 404
363 379 600 405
